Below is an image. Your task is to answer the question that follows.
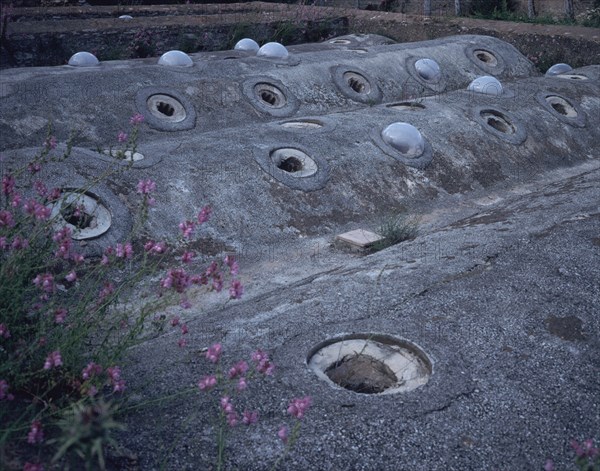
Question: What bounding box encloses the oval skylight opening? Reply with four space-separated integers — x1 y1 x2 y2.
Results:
158 50 193 67
381 122 425 158
545 63 573 77
234 38 260 53
415 58 441 82
68 52 99 67
467 76 503 96
257 42 289 59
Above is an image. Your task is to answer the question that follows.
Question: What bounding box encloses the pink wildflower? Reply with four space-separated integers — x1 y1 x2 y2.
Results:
144 240 167 254
53 308 68 324
171 316 180 327
27 420 44 444
10 192 21 208
53 227 72 259
98 282 115 303
117 131 128 143
1 174 15 196
65 271 77 282
242 411 259 425
236 377 247 392
220 396 234 414
116 242 133 259
181 251 195 263
24 199 51 220
229 279 244 299
161 268 191 293
82 362 102 380
226 411 239 427
112 379 126 393
205 261 218 276
212 273 224 293
205 343 222 363
107 366 121 382
224 255 239 276
0 210 15 228
28 162 41 174
180 297 192 309
48 187 61 201
45 135 57 150
252 349 275 375
197 205 212 224
198 375 217 391
71 253 84 264
0 380 14 401
179 220 195 238
136 179 156 194
24 463 45 471
181 324 188 335
33 273 54 294
0 323 10 338
278 425 289 444
43 351 62 370
287 396 311 419
228 360 249 379
33 180 48 198
130 113 145 125
178 337 187 348
87 385 98 397
191 273 208 285
13 238 29 253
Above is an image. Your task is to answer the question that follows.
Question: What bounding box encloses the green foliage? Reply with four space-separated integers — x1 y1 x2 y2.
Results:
371 212 419 251
469 0 517 17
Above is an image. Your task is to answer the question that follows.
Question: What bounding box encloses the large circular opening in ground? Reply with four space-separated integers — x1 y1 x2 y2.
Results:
50 191 112 240
308 334 432 395
270 148 318 177
473 49 498 67
545 95 578 118
387 102 426 111
554 74 589 81
280 119 324 129
343 71 371 94
254 83 287 108
480 109 515 134
146 94 186 122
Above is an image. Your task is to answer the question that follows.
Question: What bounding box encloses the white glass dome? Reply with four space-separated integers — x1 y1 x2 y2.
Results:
118 15 133 19
158 50 193 67
467 76 503 96
545 63 573 77
381 122 425 157
415 58 441 82
234 38 260 53
68 52 99 67
257 42 289 59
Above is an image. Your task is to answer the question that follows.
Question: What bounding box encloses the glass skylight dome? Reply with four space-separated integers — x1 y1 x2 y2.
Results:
234 38 260 53
118 15 133 19
467 76 503 96
545 63 573 77
257 42 289 59
68 52 99 67
381 122 425 157
158 50 193 67
415 58 441 82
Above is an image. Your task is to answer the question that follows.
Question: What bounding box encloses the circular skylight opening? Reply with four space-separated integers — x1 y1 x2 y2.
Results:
50 191 112 240
474 49 498 67
146 94 186 122
68 52 99 67
158 50 193 67
234 38 260 53
387 102 426 111
480 109 515 134
307 334 432 395
545 95 578 118
257 42 289 59
254 83 286 108
343 71 371 94
329 39 352 44
554 74 589 81
381 122 425 158
280 120 323 129
545 63 572 77
467 76 503 96
118 15 133 20
270 148 318 177
415 58 441 82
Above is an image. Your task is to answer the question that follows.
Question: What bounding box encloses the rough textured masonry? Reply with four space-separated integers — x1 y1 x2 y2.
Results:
0 33 598 470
